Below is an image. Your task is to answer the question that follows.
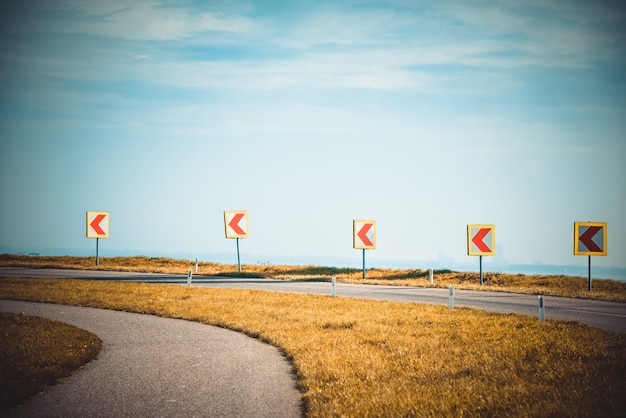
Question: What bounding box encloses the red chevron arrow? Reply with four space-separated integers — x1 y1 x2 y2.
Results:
228 213 246 235
471 228 491 252
579 226 602 252
357 223 373 247
90 214 106 236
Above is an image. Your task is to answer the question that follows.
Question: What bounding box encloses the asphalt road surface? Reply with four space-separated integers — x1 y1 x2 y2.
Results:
0 300 303 418
1 267 624 334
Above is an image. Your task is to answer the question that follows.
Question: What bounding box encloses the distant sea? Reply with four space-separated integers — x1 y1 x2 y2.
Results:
2 246 625 283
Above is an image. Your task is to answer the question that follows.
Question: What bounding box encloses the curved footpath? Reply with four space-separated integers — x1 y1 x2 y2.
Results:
0 300 303 418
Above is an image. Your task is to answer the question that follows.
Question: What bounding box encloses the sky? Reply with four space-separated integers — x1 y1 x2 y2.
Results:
1 0 625 271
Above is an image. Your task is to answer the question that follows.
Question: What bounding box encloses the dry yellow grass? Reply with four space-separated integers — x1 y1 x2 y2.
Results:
0 277 624 417
1 254 624 302
0 312 102 411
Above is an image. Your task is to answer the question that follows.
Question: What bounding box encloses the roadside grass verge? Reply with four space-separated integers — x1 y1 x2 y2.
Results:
351 270 626 302
0 278 624 417
2 254 625 302
0 312 102 412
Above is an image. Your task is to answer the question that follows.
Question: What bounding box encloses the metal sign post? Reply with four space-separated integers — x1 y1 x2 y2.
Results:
479 255 483 286
362 249 366 279
236 237 241 273
96 238 100 266
587 256 591 292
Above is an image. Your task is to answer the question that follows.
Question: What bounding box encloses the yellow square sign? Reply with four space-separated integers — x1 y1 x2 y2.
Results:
353 220 376 249
574 222 607 256
86 212 109 238
467 224 495 256
224 210 248 238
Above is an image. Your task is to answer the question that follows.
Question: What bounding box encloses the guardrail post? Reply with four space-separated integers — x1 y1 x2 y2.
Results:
187 269 193 286
448 285 454 310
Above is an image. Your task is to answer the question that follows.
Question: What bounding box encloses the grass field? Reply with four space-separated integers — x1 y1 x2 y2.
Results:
1 270 624 416
1 254 625 302
0 312 102 412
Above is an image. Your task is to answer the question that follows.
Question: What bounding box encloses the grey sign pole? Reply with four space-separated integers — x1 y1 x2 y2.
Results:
479 255 483 285
587 256 591 292
236 237 241 273
362 249 366 279
96 238 99 266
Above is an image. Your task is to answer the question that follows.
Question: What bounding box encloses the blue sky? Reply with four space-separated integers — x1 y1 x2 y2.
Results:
1 0 625 270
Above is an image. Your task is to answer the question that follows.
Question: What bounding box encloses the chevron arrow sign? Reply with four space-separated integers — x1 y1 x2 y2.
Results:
224 210 248 238
354 220 376 249
574 222 607 256
86 212 109 238
467 224 495 256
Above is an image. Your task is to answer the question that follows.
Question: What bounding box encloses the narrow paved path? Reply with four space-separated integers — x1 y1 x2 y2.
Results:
0 300 303 418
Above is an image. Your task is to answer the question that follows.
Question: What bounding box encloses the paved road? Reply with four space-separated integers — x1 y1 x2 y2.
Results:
195 278 626 334
1 267 624 334
0 300 303 418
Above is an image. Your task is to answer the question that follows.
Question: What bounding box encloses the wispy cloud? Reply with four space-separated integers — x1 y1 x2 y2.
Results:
23 0 257 40
6 0 624 96
447 1 626 66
